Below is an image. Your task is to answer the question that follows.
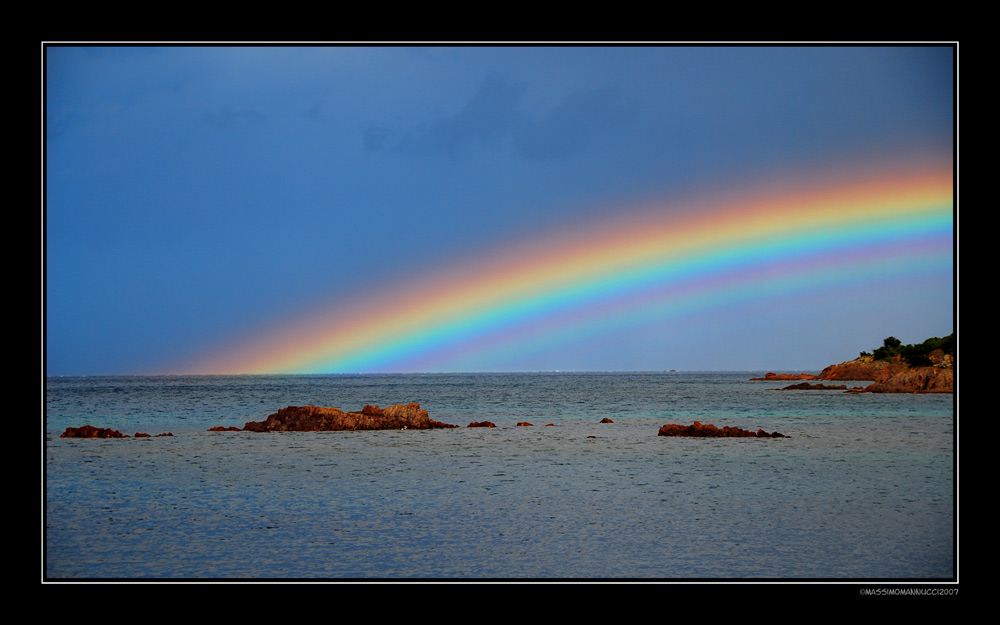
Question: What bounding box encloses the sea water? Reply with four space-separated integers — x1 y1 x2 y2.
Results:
44 372 955 579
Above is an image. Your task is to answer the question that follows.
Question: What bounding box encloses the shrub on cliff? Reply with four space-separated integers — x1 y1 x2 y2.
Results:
871 333 954 366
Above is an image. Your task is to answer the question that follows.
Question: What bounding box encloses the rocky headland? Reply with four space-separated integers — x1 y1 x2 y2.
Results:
242 402 459 432
855 365 954 393
770 334 955 393
816 351 953 393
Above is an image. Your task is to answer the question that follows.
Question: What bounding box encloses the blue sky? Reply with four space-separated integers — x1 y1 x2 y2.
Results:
44 45 955 375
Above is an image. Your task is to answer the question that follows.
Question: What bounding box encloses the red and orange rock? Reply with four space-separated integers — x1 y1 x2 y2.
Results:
60 425 128 438
817 354 953 392
243 402 458 432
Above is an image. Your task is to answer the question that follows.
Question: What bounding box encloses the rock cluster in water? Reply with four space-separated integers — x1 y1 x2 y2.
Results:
777 382 848 391
59 408 793 440
59 426 173 438
749 372 819 381
60 425 127 438
657 421 787 438
242 402 458 432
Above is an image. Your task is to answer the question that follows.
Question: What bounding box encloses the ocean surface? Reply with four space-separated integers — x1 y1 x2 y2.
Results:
44 372 955 580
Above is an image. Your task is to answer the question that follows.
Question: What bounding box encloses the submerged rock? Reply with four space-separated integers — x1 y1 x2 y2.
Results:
467 421 496 428
657 421 787 438
243 402 458 432
208 426 242 432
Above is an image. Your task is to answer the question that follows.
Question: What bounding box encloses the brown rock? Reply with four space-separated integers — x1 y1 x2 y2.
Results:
59 425 127 438
135 432 151 438
818 356 907 382
778 382 848 390
818 355 953 392
208 426 242 432
600 418 614 423
467 421 496 428
750 372 819 381
516 422 534 427
864 367 954 393
155 432 173 437
657 421 786 438
243 402 457 432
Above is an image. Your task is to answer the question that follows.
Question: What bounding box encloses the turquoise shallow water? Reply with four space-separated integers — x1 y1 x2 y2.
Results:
44 372 955 579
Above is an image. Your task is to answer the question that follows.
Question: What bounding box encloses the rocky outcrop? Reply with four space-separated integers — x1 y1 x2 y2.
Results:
750 372 819 381
600 418 614 423
243 402 458 432
208 426 242 432
658 421 787 438
864 367 954 393
817 356 908 381
778 382 848 391
516 422 533 427
60 425 127 438
818 354 953 392
467 421 496 428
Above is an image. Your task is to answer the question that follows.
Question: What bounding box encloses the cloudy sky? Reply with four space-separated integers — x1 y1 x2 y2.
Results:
44 45 955 375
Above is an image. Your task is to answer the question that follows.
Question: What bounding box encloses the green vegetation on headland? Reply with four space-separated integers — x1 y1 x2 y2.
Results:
813 332 954 393
861 333 955 367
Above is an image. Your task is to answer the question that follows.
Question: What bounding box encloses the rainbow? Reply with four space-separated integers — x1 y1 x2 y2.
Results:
185 156 954 374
